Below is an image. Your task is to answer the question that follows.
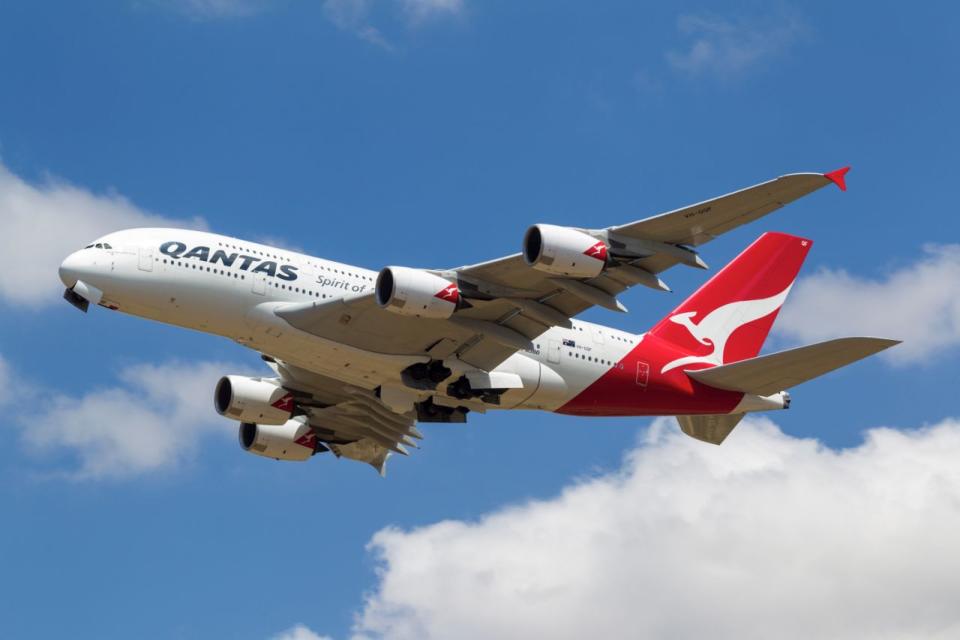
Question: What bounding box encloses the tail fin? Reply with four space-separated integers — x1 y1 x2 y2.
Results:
652 232 812 373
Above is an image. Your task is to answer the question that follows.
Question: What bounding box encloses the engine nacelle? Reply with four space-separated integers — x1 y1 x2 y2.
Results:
215 375 294 425
523 224 608 278
239 420 317 461
376 266 460 319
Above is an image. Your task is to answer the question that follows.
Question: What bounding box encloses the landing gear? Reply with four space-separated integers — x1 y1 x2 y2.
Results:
446 376 507 405
63 288 89 312
401 360 453 390
415 397 468 423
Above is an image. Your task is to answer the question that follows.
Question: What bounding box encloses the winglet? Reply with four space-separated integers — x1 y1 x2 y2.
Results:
823 166 850 191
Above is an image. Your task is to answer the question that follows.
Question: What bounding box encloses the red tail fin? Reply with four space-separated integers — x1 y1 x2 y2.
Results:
651 232 812 372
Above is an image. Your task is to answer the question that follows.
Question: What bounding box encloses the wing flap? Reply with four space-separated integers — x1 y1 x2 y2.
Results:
686 337 900 396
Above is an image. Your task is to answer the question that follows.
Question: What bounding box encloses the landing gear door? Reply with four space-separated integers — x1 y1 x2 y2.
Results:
138 247 153 272
252 275 266 296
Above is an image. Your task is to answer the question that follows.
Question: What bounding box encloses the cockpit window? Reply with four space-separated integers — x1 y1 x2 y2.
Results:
84 242 113 250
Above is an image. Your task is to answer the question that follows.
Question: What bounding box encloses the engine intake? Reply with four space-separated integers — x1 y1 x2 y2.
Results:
376 266 460 319
215 375 294 425
239 420 318 461
523 224 608 278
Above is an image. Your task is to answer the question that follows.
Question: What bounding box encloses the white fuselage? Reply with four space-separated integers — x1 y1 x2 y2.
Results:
59 228 640 412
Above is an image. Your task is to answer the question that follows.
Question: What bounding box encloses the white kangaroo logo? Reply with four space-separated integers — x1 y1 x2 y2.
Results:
660 284 793 374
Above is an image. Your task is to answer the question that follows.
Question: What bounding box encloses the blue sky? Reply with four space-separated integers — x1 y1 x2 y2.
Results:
1 2 959 639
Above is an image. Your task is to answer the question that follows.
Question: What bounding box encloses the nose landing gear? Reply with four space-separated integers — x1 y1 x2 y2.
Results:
63 287 89 313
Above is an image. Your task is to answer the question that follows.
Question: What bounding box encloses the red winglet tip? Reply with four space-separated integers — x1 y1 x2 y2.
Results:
823 166 850 191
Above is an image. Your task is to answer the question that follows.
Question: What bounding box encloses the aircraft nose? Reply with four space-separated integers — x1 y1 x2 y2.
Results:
59 251 85 288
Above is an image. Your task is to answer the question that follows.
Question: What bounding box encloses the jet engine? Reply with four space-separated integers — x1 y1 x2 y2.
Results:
376 266 460 319
239 420 318 461
215 375 294 425
523 224 608 278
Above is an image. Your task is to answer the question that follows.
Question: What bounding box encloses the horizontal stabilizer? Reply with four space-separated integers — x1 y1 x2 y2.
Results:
686 337 900 396
676 413 745 445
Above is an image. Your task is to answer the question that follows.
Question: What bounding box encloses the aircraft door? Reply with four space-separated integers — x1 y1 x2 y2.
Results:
252 274 266 295
547 340 561 364
138 247 153 272
636 361 650 387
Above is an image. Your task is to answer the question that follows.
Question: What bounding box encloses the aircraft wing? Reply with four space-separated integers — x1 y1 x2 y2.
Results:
277 169 848 372
610 169 848 248
267 356 422 475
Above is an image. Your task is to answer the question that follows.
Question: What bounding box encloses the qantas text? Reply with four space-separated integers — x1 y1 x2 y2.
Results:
160 241 299 281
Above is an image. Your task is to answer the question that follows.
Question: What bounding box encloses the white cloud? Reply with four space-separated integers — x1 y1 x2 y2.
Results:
323 0 369 27
325 0 396 50
398 0 463 25
0 355 11 406
323 0 394 51
271 624 334 640
354 416 960 640
322 0 464 49
777 244 960 364
153 0 464 26
152 0 271 20
667 10 806 78
0 161 204 308
15 359 252 480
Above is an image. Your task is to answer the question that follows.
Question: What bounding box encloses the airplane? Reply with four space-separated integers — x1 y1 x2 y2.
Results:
58 167 898 474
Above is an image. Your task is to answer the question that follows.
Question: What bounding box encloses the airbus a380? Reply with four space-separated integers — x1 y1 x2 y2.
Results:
59 167 898 474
